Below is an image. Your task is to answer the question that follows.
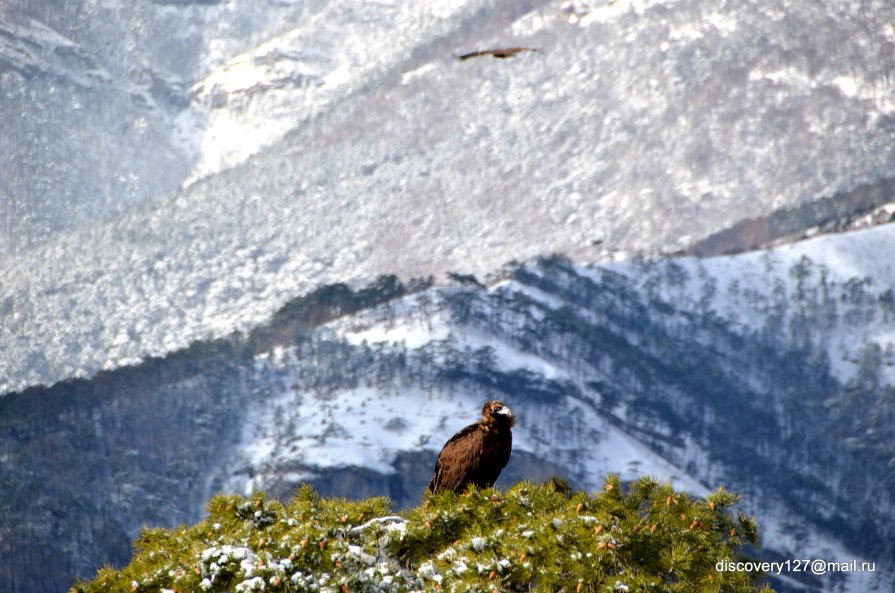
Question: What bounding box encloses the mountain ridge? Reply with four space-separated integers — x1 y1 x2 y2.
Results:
4 226 895 592
4 0 895 394
4 2 895 592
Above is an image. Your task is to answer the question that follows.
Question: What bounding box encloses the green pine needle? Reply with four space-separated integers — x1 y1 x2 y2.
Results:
72 477 769 593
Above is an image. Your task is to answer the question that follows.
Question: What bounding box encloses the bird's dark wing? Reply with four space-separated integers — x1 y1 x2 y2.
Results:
491 47 538 58
494 430 512 474
456 47 539 61
427 423 484 493
471 427 511 489
456 50 491 61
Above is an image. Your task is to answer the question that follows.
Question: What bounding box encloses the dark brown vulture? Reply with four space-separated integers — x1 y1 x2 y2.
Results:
427 401 515 493
456 47 539 61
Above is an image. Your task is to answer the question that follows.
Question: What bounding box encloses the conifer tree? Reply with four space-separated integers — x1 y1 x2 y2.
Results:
73 478 770 593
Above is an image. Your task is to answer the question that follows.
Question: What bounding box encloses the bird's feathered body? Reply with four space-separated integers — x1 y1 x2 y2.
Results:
427 401 515 493
456 47 539 61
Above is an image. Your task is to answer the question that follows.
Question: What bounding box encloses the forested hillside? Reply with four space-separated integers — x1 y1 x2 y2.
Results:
3 249 893 592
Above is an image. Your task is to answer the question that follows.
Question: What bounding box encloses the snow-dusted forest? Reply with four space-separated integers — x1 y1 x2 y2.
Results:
3 0 895 592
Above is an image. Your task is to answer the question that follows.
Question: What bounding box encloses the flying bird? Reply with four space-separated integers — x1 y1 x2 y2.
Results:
456 47 539 61
427 401 515 494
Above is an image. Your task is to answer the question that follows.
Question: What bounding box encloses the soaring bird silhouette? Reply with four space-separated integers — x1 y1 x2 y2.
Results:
427 401 515 493
456 47 539 61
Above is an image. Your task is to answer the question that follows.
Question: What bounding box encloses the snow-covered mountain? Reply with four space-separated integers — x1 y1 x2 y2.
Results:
235 222 895 491
3 224 895 593
3 0 895 395
223 225 895 592
4 1 895 592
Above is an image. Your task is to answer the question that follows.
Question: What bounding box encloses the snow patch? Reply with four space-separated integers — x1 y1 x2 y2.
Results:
229 285 709 498
604 224 895 385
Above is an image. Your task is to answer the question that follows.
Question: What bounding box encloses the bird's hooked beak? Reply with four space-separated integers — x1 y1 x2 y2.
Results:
495 405 513 417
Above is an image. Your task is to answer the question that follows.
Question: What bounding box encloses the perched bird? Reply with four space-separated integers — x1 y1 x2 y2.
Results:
427 401 516 493
456 47 539 61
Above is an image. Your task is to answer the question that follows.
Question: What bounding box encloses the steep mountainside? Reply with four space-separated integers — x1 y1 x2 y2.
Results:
4 2 895 593
4 0 895 394
3 225 894 593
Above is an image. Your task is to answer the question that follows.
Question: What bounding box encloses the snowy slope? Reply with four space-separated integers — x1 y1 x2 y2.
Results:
3 221 895 591
179 0 491 183
0 12 192 253
605 222 895 385
231 309 705 498
756 501 888 593
3 0 895 397
221 246 893 592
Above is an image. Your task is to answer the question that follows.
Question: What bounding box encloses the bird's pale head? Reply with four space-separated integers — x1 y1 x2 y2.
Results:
482 400 516 427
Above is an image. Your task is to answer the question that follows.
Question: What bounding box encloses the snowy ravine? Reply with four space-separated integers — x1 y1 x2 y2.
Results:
4 0 895 395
